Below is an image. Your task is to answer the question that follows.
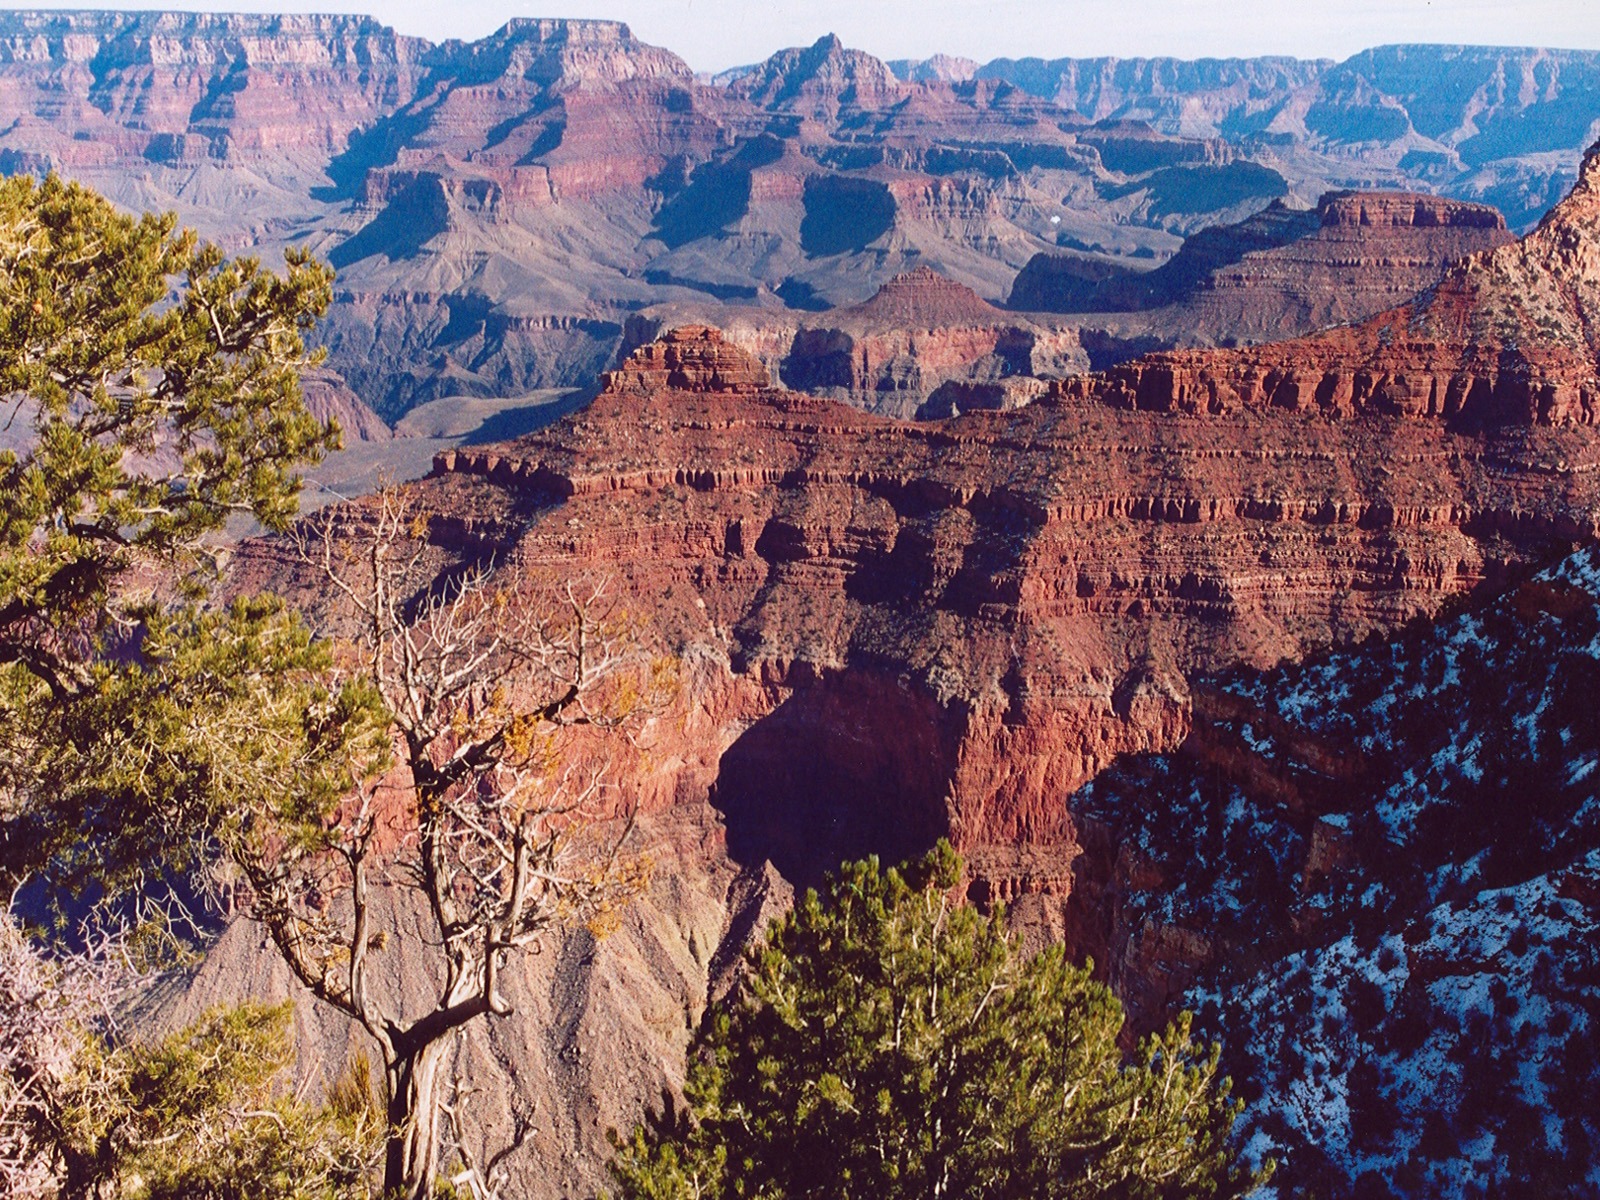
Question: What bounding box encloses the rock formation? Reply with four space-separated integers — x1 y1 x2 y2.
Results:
299 370 395 443
1061 142 1600 426
1010 191 1515 351
207 135 1600 1199
601 325 772 394
1069 544 1600 1195
3 13 1598 419
617 269 1090 419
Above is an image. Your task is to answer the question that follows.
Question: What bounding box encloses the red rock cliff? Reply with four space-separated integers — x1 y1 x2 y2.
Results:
215 146 1600 1198
1059 144 1600 424
421 328 1600 910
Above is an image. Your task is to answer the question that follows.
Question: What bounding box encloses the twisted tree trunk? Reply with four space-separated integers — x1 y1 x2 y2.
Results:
384 1037 451 1200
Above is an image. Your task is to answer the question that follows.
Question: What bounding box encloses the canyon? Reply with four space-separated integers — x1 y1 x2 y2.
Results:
3 12 1599 423
202 137 1600 1198
4 9 1599 1197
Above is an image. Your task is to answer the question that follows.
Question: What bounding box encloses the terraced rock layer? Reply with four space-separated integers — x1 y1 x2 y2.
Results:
425 340 1600 898
1055 141 1600 426
208 138 1600 1199
5 13 1599 418
630 268 1087 418
1010 191 1515 349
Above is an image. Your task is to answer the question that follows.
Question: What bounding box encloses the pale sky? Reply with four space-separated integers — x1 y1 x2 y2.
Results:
7 0 1599 71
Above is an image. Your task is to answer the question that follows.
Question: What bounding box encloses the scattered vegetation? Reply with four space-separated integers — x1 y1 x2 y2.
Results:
0 911 379 1199
0 176 661 1200
0 170 338 896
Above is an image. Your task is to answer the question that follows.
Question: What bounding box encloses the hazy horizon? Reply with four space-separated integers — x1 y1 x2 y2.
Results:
3 0 1598 72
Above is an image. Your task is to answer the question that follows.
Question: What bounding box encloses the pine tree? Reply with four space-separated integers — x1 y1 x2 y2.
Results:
610 842 1267 1200
0 911 379 1199
0 171 339 892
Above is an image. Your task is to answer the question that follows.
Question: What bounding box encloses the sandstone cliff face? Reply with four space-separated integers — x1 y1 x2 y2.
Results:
425 333 1600 897
1060 148 1600 427
624 268 1088 419
209 144 1600 1197
1010 191 1515 353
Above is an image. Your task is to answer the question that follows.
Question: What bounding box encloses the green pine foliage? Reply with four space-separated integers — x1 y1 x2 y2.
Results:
0 595 388 922
45 1002 378 1200
0 173 360 898
610 842 1266 1200
0 172 337 681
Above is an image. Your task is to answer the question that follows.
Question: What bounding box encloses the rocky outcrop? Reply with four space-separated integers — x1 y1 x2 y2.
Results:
726 33 903 119
626 274 1087 418
1011 191 1514 353
429 369 1600 885
1067 544 1600 1195
846 265 1003 325
1048 142 1600 426
600 325 771 394
211 137 1600 1200
299 370 394 442
778 270 1085 416
1316 191 1506 229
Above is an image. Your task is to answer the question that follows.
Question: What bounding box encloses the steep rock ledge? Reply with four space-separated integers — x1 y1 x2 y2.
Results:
422 324 1600 909
1055 141 1600 425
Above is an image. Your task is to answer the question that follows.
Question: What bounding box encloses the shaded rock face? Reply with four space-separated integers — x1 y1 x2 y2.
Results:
1010 191 1515 351
1068 546 1600 1197
298 370 394 443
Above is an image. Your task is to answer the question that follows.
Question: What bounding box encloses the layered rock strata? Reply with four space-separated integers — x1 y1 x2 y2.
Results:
1010 191 1515 349
7 14 1599 418
1061 145 1600 426
626 268 1088 418
600 324 772 394
210 141 1600 1199
428 342 1600 899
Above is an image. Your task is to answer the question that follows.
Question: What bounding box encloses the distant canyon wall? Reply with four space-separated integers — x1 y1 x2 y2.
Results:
2 12 1599 417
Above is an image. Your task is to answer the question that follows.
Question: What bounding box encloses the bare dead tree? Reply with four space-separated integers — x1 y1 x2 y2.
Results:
227 487 662 1200
0 906 99 1198
439 1030 536 1200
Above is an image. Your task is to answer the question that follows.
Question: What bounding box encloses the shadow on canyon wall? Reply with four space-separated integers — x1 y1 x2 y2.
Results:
709 671 957 888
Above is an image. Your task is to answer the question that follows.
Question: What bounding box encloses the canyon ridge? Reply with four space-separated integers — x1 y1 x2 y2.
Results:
5 9 1600 1199
197 132 1600 1198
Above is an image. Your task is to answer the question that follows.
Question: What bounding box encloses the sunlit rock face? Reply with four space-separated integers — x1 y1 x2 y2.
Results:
5 14 1599 421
